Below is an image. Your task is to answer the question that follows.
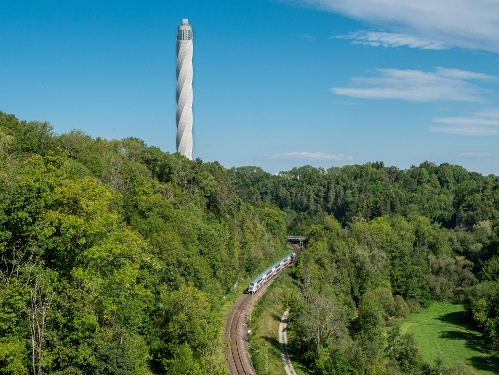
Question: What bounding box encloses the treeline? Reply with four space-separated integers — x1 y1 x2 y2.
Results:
230 162 498 229
231 164 499 373
0 111 286 374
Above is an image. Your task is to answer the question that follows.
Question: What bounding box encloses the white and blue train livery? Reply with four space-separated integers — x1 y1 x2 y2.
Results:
248 252 295 294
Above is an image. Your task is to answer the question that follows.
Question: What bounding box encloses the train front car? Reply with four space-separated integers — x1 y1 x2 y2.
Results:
248 282 255 294
248 273 264 294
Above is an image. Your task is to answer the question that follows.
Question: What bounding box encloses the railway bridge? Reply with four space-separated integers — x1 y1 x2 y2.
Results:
286 235 308 246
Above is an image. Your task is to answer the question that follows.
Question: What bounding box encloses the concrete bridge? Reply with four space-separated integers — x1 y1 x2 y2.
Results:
286 236 308 244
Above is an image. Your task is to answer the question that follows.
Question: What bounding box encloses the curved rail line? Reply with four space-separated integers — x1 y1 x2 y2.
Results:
226 293 254 374
227 243 301 374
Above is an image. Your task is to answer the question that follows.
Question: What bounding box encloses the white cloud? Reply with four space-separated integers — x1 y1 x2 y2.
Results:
429 126 499 136
331 68 494 102
270 151 353 160
301 34 317 41
436 68 497 81
289 0 499 53
430 108 499 136
336 31 449 50
458 152 496 158
289 33 317 41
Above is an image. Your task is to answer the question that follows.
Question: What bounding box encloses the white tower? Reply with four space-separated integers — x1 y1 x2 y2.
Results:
176 18 193 159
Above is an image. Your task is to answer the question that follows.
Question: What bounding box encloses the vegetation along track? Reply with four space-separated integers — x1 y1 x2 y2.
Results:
226 246 301 374
225 292 255 375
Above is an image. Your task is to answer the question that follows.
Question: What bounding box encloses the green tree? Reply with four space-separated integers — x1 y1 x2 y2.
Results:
356 296 385 362
387 329 425 374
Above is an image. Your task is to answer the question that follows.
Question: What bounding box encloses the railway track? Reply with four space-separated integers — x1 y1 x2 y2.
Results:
225 279 280 374
230 295 255 375
226 244 301 374
225 292 255 374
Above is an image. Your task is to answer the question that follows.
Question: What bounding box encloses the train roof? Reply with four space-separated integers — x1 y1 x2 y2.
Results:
248 251 295 285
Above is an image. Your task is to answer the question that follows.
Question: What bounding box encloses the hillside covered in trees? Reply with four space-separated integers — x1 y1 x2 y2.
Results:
0 111 288 374
0 110 498 374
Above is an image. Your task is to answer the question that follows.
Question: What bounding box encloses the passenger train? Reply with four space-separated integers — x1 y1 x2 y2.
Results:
247 252 295 294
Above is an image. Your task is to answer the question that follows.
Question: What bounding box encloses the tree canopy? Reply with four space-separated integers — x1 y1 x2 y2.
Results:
0 110 497 374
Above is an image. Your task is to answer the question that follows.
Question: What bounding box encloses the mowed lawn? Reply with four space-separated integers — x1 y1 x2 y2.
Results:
399 302 499 375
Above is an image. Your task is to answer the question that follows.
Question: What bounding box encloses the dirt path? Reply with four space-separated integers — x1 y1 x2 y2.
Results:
279 309 297 375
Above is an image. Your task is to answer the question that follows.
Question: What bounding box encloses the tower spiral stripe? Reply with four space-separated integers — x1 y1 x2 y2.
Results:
176 19 193 160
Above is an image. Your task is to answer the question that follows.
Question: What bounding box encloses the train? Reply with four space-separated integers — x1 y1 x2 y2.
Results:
247 251 296 294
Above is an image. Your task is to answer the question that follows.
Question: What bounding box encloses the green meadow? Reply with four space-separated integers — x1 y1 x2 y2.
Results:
399 303 499 375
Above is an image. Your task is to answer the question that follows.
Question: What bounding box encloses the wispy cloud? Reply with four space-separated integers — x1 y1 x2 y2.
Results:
458 152 497 158
289 0 499 53
429 125 499 136
430 108 499 136
301 34 317 41
270 151 352 160
335 31 449 50
290 33 317 41
331 67 495 102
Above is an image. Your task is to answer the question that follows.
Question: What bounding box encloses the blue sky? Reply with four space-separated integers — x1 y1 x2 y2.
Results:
1 0 499 175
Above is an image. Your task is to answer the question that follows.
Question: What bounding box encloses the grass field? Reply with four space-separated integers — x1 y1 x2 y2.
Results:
248 272 309 375
398 302 499 375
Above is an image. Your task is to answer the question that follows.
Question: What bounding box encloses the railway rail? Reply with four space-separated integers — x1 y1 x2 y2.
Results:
226 243 301 374
225 292 255 374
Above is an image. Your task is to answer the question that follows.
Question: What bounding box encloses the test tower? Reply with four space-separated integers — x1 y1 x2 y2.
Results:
176 18 193 159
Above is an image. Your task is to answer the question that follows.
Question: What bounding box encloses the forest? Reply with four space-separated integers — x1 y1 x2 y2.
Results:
0 110 498 374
